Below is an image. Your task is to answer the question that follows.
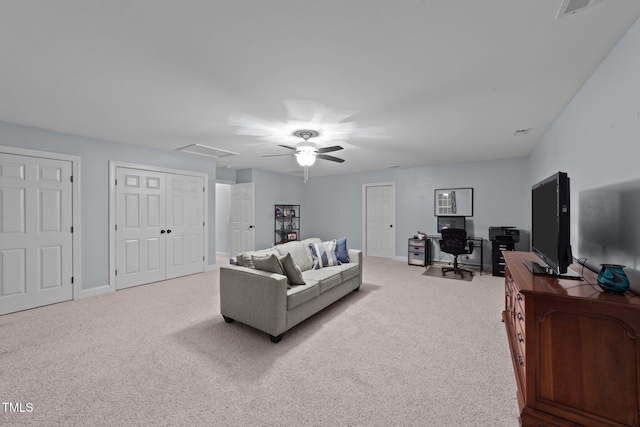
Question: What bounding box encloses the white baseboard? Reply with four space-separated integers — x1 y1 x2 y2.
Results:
80 284 111 299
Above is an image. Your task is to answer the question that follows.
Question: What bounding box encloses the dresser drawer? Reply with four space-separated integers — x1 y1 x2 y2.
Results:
409 245 425 253
408 252 426 265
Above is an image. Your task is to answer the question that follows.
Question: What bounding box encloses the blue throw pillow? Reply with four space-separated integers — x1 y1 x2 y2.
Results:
335 237 349 263
309 241 339 269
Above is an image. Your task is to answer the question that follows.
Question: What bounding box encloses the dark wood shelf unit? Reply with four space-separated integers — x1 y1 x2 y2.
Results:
274 204 300 245
503 251 640 427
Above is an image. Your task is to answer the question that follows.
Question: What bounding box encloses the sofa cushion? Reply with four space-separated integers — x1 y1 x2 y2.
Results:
302 267 343 293
309 240 339 269
339 263 359 282
287 281 320 310
237 249 277 268
335 237 349 263
274 241 313 272
278 253 306 286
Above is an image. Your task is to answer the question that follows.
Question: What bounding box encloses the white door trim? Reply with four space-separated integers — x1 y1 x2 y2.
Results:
0 144 82 301
108 161 208 292
362 181 396 258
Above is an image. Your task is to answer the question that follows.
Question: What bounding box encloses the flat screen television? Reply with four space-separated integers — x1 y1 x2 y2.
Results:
526 171 577 277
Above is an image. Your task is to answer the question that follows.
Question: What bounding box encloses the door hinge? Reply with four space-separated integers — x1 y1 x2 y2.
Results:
71 277 74 284
203 221 205 227
115 269 118 276
115 179 118 185
115 224 118 231
70 175 73 183
203 256 205 261
70 226 74 233
203 187 205 192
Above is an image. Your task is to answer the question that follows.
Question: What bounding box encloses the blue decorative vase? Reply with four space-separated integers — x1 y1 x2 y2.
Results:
597 264 629 294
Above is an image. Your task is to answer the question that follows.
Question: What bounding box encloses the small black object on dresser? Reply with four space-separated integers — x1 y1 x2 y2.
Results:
489 226 519 276
408 237 429 267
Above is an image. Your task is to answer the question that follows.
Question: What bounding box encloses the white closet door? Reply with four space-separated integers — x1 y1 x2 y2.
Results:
230 183 254 257
165 173 204 279
115 168 166 289
366 184 395 258
0 153 73 315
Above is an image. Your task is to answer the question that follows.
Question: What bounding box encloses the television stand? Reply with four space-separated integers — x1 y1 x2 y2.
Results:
504 251 640 426
522 260 582 280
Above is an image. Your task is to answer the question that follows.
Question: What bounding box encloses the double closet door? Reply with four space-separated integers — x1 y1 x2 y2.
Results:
115 167 205 289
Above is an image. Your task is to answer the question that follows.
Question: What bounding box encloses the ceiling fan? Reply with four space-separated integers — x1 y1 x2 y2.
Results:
262 130 345 181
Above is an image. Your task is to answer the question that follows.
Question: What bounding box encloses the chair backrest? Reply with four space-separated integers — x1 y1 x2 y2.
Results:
440 228 468 256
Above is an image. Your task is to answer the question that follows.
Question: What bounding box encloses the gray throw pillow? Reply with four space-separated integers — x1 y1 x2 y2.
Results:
251 254 285 276
278 253 306 286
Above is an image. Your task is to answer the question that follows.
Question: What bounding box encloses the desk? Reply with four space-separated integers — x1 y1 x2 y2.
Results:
427 235 484 275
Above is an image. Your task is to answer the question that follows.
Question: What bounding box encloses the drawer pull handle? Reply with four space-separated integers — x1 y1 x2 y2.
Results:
516 293 523 301
517 332 524 343
518 356 524 367
517 312 524 321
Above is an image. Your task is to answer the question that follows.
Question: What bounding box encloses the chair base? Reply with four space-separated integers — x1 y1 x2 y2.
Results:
441 257 474 278
441 265 474 277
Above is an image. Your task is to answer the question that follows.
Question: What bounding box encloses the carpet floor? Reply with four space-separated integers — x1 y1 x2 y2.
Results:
1 257 519 426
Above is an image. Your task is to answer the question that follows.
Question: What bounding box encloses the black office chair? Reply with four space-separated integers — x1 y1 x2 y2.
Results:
439 228 474 277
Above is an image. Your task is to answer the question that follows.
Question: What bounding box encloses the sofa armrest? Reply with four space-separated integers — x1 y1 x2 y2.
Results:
220 265 288 337
348 249 363 286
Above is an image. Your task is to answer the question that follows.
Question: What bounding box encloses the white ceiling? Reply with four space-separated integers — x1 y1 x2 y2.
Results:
1 1 639 177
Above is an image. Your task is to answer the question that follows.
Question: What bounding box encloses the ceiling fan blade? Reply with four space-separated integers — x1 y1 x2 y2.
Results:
278 144 297 151
262 154 294 158
317 154 345 163
317 145 343 154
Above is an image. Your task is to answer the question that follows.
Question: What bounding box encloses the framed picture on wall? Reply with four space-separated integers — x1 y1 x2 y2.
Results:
434 188 473 216
287 232 298 241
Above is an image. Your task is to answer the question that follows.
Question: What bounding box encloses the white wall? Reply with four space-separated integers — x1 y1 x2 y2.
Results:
304 157 530 268
238 155 529 270
251 169 305 249
0 121 217 290
529 16 640 258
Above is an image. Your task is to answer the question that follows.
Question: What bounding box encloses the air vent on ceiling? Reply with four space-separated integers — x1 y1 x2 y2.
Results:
177 144 239 158
556 0 603 19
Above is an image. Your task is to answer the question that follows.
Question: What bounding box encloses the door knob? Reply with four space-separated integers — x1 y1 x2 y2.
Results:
166 229 172 234
160 230 166 234
390 224 393 228
249 225 254 229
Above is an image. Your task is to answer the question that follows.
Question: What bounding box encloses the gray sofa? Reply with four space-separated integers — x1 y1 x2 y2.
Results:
220 238 362 342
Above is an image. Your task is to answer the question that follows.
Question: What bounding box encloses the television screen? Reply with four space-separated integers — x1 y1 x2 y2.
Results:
529 172 573 276
437 216 466 233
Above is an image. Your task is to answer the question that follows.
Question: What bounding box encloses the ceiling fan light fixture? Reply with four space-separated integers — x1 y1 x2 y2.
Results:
296 148 317 166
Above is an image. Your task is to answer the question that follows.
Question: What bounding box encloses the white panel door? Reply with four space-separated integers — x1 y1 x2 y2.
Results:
366 184 395 258
230 183 254 257
165 174 204 279
0 153 73 315
115 168 166 289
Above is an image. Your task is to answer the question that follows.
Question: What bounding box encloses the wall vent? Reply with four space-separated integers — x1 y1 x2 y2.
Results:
556 0 603 19
177 144 239 158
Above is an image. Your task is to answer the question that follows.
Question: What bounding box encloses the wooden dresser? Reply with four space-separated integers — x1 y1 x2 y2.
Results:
503 251 640 427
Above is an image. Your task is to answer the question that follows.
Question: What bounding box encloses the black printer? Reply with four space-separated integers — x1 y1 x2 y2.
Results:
489 226 520 243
